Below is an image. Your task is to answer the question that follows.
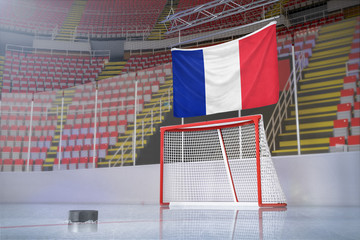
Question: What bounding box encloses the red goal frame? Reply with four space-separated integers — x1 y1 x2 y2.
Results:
160 115 287 208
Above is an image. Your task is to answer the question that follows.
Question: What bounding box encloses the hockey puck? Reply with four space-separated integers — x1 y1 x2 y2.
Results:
68 210 98 223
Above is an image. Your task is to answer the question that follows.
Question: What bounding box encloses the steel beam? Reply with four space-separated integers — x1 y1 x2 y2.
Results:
161 0 279 34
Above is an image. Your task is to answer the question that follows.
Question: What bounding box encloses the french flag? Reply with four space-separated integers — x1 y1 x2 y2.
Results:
172 21 279 118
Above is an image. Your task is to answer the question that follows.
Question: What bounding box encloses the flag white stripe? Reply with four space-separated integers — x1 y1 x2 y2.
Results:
203 40 242 115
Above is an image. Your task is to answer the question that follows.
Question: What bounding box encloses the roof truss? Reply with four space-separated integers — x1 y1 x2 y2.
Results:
161 0 279 35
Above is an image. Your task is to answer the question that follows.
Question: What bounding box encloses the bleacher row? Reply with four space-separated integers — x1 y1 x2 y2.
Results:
0 91 57 170
277 20 358 61
55 63 172 162
123 52 172 72
78 0 167 37
2 51 108 93
0 0 167 38
0 0 73 34
0 157 98 172
330 23 360 152
277 27 317 58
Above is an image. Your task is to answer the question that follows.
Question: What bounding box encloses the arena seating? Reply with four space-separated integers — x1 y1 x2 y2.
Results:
0 91 57 169
1 2 359 171
273 17 359 155
2 50 108 93
354 102 360 118
348 134 360 151
337 103 352 121
277 26 318 58
77 0 166 38
0 0 73 34
59 62 171 168
27 59 172 170
329 136 346 152
123 52 172 72
328 17 360 152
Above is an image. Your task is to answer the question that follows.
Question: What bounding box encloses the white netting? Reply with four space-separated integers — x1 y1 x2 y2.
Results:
258 119 287 204
163 129 234 202
162 116 286 205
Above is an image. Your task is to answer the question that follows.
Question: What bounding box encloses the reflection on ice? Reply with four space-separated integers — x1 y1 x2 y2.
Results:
68 222 98 233
160 207 287 240
1 204 358 239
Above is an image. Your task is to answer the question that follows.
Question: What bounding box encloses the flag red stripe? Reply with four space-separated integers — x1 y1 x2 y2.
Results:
239 24 279 109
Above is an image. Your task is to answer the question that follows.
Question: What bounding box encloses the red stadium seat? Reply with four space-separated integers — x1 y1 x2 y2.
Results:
337 103 352 121
12 147 21 159
2 159 13 172
33 159 43 171
340 89 355 106
343 76 357 91
348 135 360 151
13 159 24 172
60 158 70 170
78 157 88 169
354 102 360 118
1 146 11 159
88 157 98 168
69 158 79 170
350 118 360 136
333 119 349 139
329 136 346 152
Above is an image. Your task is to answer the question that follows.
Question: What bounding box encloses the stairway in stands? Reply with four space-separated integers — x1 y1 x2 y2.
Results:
272 18 357 156
55 0 87 41
147 0 179 40
0 55 4 93
265 0 289 18
344 5 360 19
101 75 173 167
43 88 75 170
97 61 127 81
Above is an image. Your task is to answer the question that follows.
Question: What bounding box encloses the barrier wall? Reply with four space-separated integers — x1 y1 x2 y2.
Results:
0 152 359 206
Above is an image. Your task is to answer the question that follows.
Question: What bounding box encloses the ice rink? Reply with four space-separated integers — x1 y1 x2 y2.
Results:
1 204 359 239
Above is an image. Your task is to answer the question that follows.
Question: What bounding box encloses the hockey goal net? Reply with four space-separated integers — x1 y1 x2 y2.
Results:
160 115 286 207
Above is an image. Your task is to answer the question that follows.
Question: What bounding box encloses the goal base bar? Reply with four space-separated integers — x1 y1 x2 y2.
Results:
168 202 286 210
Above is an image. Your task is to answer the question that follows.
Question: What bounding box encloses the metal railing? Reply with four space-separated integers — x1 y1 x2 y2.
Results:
266 50 307 153
75 25 152 40
109 87 172 167
83 9 160 16
5 44 110 59
286 5 345 26
0 17 152 39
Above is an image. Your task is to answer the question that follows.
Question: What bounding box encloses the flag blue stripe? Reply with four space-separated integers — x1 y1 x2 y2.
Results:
172 49 206 118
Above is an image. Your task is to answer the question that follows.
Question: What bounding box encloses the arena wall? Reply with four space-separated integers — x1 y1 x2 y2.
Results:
1 152 359 206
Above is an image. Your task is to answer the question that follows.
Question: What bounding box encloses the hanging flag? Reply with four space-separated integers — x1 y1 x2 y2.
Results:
172 21 279 118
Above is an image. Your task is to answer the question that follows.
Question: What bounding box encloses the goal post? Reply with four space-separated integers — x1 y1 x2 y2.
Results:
160 115 286 208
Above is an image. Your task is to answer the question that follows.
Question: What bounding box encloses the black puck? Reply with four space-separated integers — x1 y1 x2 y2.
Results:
68 210 98 223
